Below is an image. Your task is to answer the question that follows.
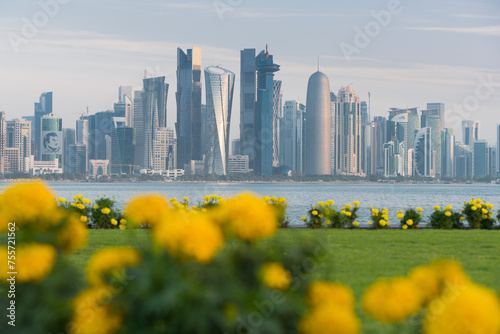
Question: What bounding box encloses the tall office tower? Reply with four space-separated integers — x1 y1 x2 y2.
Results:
441 128 455 178
232 139 241 156
472 140 488 177
296 103 306 173
272 80 283 168
362 124 371 175
388 108 420 176
133 90 144 169
497 124 500 176
422 114 442 177
176 47 202 169
427 103 445 130
240 48 257 170
462 120 480 146
76 115 88 145
201 104 207 157
370 116 386 175
88 111 114 161
67 143 87 174
280 101 299 170
40 114 63 168
6 119 31 171
153 127 175 171
360 101 369 125
111 117 136 174
332 86 363 175
454 142 473 178
414 127 433 177
62 128 75 173
34 92 53 159
0 112 6 173
142 76 168 169
114 89 134 127
304 71 330 175
254 46 280 176
383 141 396 177
330 92 337 174
204 66 235 175
488 146 496 177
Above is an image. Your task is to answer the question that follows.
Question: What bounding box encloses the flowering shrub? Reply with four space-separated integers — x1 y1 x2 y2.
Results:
462 198 496 229
429 205 464 230
59 195 126 229
303 200 334 228
264 196 290 228
398 208 423 230
370 207 390 229
332 201 360 229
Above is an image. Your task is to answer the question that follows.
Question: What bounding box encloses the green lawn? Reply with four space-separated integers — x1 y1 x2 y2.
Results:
69 229 500 333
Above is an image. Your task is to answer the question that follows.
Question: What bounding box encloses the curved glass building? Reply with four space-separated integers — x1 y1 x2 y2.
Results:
414 127 432 177
305 71 331 175
204 66 235 175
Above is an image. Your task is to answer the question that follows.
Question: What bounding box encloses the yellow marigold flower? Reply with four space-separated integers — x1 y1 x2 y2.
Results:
362 277 422 323
369 206 373 210
475 198 482 204
382 208 388 213
301 217 307 221
326 200 334 205
86 247 141 286
433 206 440 210
382 214 389 221
379 220 386 227
345 204 352 209
82 198 92 204
183 196 189 201
80 215 88 223
152 210 224 264
101 208 111 215
204 195 210 201
367 221 372 225
477 204 482 209
372 209 379 215
430 259 470 288
345 211 352 217
445 211 452 217
120 219 126 225
111 219 118 225
407 219 413 226
445 205 452 211
423 283 500 334
353 201 360 206
203 201 209 205
353 221 359 227
409 265 441 304
209 194 217 200
278 197 286 203
460 216 465 220
397 214 404 220
481 208 488 214
417 207 423 212
71 287 122 334
124 194 170 227
77 203 85 210
261 262 291 290
307 280 355 309
270 196 278 202
0 182 58 227
403 224 408 230
0 243 57 283
471 206 477 211
325 219 331 225
58 197 66 202
119 224 126 230
317 201 325 207
298 305 360 334
93 204 99 210
312 210 318 216
58 215 88 253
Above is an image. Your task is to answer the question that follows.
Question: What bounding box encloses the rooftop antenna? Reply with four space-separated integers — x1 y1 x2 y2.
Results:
144 67 148 79
368 92 371 124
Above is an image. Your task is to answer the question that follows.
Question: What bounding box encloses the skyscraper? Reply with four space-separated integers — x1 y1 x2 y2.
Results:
272 80 283 168
153 127 175 171
441 128 455 178
422 113 441 177
34 92 53 160
204 66 235 175
488 146 496 178
240 48 257 170
454 142 473 179
142 76 168 169
176 47 202 169
427 103 445 130
88 111 114 161
304 71 331 175
254 46 280 176
0 112 6 173
280 101 299 170
111 117 136 174
332 86 363 175
497 124 500 176
370 116 386 175
62 128 75 173
388 108 420 176
40 114 63 168
472 140 488 177
133 90 144 169
462 120 480 146
414 127 432 177
6 119 31 171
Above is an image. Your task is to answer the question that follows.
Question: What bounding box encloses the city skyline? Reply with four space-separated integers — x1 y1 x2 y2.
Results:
1 0 499 145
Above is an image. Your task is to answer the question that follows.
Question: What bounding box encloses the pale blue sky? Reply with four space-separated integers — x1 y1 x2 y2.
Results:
0 0 499 143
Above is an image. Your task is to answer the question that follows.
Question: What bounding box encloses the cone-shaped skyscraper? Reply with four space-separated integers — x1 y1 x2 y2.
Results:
304 71 331 175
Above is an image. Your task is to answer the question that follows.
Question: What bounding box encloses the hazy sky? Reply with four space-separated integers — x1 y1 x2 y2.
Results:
1 0 499 144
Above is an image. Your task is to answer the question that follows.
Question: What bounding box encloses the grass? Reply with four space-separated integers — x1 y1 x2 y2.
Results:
69 229 500 333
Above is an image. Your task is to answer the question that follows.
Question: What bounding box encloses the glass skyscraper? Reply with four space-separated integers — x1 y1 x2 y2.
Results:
40 114 62 168
272 80 282 168
473 140 488 177
462 120 480 146
240 48 257 171
34 92 53 160
414 127 432 177
176 47 202 169
111 117 136 174
204 66 235 175
254 47 280 176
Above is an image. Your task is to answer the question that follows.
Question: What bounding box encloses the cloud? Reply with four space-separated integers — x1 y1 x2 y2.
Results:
405 25 500 36
454 14 500 20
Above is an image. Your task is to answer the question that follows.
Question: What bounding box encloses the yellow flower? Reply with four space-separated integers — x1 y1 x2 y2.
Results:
460 216 465 220
433 206 440 210
312 210 318 216
445 211 451 217
111 219 118 225
325 219 331 225
379 220 386 227
382 214 389 221
317 201 325 207
119 224 126 230
93 204 99 210
58 197 66 202
403 224 408 230
327 200 334 205
445 205 452 211
204 195 211 201
58 215 88 253
481 208 488 214
471 206 477 211
430 259 470 288
423 283 500 334
409 265 441 304
417 207 423 212
353 221 359 227
77 203 85 210
475 198 482 204
71 287 122 334
345 211 352 217
152 210 224 263
0 243 57 283
183 196 189 201
298 305 360 334
367 221 372 225
120 219 127 225
353 201 360 206
278 197 286 203
101 208 111 215
372 209 379 215
270 196 278 201
307 280 355 309
124 195 170 227
82 198 92 204
407 219 413 226
362 277 422 323
301 217 307 221
261 262 291 290
397 214 404 220
86 247 141 286
345 204 352 210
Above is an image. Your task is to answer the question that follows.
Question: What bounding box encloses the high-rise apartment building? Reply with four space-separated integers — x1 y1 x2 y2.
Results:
153 127 175 172
6 119 31 171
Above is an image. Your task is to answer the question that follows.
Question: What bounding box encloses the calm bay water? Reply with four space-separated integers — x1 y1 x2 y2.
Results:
2 182 499 227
